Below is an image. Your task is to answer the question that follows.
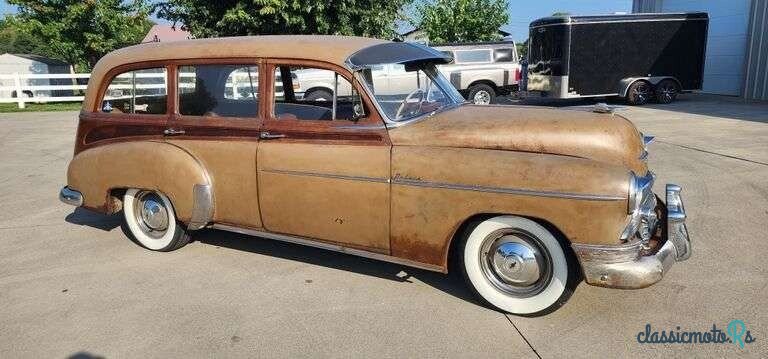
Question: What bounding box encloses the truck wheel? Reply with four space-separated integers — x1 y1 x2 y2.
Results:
468 84 496 105
626 81 652 105
123 189 191 251
655 79 679 104
457 215 577 316
304 89 333 102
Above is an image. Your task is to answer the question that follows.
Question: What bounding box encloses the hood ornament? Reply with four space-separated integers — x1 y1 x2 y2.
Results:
592 102 614 114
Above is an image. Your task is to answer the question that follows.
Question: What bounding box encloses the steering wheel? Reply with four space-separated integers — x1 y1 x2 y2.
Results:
395 89 426 120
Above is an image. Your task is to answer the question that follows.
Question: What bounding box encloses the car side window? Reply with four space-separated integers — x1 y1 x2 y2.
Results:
178 65 259 118
101 67 167 114
273 65 365 122
454 49 492 64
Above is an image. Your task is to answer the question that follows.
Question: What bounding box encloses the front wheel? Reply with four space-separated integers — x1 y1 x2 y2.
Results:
123 189 191 251
458 216 577 316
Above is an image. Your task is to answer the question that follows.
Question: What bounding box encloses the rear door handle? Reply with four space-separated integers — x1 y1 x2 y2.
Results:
163 128 185 136
260 132 286 140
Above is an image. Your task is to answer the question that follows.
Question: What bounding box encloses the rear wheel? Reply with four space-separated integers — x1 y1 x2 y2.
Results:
304 89 333 102
458 215 577 316
655 79 679 104
123 189 191 251
626 81 652 105
468 84 496 105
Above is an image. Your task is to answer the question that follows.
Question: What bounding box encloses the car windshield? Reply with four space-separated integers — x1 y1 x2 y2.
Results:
358 63 463 122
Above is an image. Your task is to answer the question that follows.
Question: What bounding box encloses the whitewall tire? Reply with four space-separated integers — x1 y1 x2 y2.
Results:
459 215 577 316
123 189 191 251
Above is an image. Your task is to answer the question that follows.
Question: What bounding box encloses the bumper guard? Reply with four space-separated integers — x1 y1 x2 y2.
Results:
59 186 83 207
572 184 691 289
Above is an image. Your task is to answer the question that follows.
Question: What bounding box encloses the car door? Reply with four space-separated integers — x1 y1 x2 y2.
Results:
257 59 391 253
162 60 266 228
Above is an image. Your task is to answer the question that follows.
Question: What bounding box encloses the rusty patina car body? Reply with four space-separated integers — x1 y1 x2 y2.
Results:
60 36 690 315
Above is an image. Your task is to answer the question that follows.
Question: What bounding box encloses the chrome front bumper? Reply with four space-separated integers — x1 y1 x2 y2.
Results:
572 184 691 289
59 186 83 207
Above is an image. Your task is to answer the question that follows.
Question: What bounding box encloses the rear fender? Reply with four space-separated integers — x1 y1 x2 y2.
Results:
66 141 213 230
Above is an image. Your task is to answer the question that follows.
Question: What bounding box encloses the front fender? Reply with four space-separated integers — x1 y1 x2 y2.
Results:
66 140 213 229
390 146 632 270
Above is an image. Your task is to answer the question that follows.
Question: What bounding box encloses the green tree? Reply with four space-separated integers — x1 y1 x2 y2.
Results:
155 0 410 39
515 38 527 59
8 0 153 71
0 17 47 55
413 0 509 44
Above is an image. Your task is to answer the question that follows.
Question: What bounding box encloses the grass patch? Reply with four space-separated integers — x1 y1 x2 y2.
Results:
0 102 82 112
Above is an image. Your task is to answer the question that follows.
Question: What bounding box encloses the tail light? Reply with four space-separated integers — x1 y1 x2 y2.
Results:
514 68 521 82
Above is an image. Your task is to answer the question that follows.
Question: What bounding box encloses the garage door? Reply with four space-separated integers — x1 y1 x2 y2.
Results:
662 0 750 95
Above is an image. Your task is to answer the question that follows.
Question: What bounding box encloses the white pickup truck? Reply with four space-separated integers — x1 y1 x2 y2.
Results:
433 41 522 104
291 41 522 105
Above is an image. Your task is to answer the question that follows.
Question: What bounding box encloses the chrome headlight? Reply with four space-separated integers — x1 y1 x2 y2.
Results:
622 171 658 241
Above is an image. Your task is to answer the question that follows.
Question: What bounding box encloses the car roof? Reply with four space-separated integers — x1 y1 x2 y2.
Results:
83 35 388 111
346 42 452 69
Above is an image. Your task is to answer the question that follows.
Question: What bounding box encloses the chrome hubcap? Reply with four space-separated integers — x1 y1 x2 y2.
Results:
659 85 675 102
480 229 552 297
633 85 650 102
473 90 491 105
135 191 169 238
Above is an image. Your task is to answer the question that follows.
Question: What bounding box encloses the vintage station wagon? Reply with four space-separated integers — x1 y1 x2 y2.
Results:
60 36 691 315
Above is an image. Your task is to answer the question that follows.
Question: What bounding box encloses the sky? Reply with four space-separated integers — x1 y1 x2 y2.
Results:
504 0 632 41
1 0 633 42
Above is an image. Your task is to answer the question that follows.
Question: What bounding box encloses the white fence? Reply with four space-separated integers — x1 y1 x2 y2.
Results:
0 73 91 109
0 71 261 109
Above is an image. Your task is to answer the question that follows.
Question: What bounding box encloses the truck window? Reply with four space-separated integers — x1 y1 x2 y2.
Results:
493 48 516 63
454 50 492 64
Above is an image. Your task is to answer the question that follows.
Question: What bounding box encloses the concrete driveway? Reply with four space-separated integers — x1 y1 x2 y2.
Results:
0 95 766 358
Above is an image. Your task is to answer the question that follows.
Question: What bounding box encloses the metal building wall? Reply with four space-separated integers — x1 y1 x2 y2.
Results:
633 0 663 13
632 0 756 97
744 0 768 101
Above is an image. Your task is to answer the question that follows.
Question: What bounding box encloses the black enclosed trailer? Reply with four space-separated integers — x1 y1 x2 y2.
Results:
525 12 708 105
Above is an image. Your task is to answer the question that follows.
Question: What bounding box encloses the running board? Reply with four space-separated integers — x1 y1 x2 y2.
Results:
209 224 445 273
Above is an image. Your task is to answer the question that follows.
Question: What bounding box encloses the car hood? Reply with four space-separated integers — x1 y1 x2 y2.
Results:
388 104 647 174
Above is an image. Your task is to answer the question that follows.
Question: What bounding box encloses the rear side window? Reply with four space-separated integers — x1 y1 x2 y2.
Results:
454 50 492 63
493 48 516 63
102 68 167 114
178 65 259 118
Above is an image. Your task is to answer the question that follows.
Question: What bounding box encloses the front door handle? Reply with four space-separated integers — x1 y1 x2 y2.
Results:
260 131 286 140
163 128 185 136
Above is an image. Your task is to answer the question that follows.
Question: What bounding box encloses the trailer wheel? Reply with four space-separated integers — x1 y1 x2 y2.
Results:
468 84 496 105
655 79 679 104
626 81 652 106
